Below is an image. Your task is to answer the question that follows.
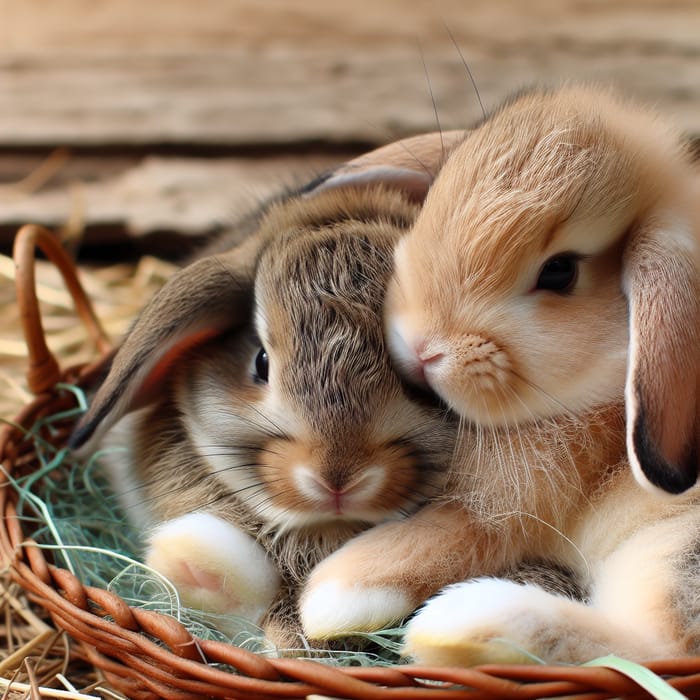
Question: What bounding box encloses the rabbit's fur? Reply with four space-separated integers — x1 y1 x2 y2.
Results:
300 85 700 664
70 133 468 649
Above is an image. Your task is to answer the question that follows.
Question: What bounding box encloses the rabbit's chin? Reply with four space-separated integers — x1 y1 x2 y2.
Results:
257 504 395 536
421 372 557 429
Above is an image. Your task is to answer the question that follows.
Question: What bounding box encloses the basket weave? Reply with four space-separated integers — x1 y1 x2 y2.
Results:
3 224 700 700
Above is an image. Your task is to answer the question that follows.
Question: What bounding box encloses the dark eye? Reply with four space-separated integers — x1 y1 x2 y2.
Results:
535 254 579 293
253 347 269 383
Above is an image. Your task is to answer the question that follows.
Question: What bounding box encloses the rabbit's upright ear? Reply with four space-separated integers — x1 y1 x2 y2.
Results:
305 131 466 203
70 240 259 450
624 212 700 494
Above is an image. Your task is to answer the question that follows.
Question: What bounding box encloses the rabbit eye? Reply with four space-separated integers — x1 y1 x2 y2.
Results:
253 347 269 383
535 254 579 293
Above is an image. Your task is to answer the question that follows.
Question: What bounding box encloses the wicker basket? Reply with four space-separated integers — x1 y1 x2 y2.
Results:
3 224 700 700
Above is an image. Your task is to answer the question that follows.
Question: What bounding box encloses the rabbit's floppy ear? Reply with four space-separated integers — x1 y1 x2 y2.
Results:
624 211 700 494
70 239 259 450
305 130 466 204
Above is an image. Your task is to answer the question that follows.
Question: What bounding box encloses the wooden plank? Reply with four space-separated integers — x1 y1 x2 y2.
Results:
2 0 698 52
2 46 700 149
1 0 698 252
0 153 356 253
1 0 699 147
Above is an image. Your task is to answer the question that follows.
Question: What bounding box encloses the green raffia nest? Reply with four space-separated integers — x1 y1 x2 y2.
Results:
3 225 700 699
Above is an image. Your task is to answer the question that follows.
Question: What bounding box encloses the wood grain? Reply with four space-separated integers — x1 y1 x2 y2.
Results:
1 0 699 146
0 153 355 252
0 0 698 248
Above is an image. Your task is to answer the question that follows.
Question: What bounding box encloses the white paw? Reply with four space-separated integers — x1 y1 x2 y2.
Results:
146 512 280 624
403 578 565 666
300 579 412 639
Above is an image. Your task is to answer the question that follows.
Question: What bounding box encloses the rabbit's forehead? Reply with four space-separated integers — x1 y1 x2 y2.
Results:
407 114 643 293
273 230 391 283
256 233 390 320
412 188 632 282
256 298 396 431
253 233 393 387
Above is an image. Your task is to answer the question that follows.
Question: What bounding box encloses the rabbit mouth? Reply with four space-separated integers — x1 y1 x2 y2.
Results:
292 464 385 514
260 460 414 528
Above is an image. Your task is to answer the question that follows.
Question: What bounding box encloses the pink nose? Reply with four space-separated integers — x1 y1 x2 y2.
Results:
408 345 443 385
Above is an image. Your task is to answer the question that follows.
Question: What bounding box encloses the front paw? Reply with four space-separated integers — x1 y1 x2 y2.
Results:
300 578 413 639
300 503 476 640
299 546 417 639
403 579 558 666
146 512 280 624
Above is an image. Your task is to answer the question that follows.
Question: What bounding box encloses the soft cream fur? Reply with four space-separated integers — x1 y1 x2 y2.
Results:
300 85 700 663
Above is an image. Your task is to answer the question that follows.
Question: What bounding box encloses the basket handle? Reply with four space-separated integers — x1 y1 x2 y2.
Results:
13 224 112 395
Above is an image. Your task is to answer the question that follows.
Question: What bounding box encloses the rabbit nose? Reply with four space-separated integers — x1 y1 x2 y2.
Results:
405 340 444 387
416 346 444 371
386 318 443 387
319 470 348 495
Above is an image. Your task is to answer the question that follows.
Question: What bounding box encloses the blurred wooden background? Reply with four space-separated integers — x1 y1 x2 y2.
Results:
0 0 699 256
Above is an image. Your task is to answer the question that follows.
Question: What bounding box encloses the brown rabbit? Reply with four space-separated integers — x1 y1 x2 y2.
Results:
299 85 700 665
70 133 465 647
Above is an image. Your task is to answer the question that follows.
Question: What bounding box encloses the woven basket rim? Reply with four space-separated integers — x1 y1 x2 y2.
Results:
3 224 700 699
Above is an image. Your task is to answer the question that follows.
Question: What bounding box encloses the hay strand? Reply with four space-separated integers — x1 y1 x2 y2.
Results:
0 253 176 420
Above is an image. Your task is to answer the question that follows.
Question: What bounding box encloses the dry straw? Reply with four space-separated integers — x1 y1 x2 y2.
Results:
3 224 700 699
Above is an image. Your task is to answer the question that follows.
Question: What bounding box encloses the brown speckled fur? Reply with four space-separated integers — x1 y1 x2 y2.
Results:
82 178 460 648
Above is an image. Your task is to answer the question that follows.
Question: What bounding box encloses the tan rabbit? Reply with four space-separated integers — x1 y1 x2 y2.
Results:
299 85 700 665
70 133 466 648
